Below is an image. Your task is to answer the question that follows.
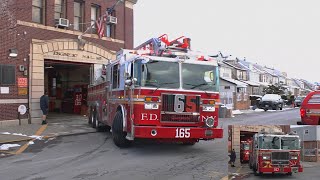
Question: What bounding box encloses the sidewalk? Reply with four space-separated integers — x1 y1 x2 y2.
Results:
232 105 296 116
0 113 96 147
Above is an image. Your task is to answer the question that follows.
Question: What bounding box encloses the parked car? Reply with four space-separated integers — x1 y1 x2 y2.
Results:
298 91 320 125
294 96 305 107
259 94 284 111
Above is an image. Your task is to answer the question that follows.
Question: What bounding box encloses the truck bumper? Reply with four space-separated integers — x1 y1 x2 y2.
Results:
259 166 303 173
134 126 223 139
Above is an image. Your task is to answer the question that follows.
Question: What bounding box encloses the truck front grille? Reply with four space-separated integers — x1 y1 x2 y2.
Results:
272 152 289 165
161 114 199 123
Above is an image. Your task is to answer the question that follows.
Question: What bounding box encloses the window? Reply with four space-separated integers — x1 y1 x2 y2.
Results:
112 64 119 89
106 10 116 38
91 5 100 33
224 86 230 90
0 65 16 85
74 1 84 31
304 129 309 135
54 0 66 19
32 0 45 24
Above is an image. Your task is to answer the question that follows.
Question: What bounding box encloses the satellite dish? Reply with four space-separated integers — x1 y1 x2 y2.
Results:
18 105 27 115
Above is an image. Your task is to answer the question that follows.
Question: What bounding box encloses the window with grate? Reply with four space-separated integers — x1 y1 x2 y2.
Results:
74 1 84 31
90 5 100 34
54 0 66 19
0 65 16 85
32 0 45 24
106 10 116 38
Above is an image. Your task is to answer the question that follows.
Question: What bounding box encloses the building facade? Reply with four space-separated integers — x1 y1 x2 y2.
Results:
0 0 137 126
291 126 320 162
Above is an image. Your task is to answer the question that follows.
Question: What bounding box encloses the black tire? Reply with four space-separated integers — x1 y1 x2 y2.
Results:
88 108 93 125
286 172 292 176
264 108 268 112
112 111 131 148
182 142 196 146
92 110 97 128
95 113 104 132
280 104 283 110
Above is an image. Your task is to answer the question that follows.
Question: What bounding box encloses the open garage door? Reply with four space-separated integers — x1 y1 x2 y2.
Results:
44 60 92 115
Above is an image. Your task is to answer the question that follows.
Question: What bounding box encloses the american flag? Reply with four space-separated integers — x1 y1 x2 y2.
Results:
96 14 108 38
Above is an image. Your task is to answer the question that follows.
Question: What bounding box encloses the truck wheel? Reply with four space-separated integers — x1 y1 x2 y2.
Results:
92 111 97 128
182 142 196 145
94 113 104 132
286 172 292 176
88 109 93 125
112 111 131 148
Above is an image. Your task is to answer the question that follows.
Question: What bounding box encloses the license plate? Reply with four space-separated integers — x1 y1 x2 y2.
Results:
292 167 298 173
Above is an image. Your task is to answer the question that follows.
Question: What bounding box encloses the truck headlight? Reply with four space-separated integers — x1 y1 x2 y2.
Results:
205 117 214 128
144 103 159 110
262 156 270 160
291 156 298 160
202 105 215 112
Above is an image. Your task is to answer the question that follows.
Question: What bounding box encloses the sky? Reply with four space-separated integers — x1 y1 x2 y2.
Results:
133 0 320 83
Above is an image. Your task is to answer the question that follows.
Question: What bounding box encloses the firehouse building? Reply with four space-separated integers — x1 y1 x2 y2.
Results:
228 125 291 164
0 0 137 126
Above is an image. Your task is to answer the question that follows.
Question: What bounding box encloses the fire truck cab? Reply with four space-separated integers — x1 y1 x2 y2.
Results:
240 140 251 163
249 132 303 176
88 35 223 147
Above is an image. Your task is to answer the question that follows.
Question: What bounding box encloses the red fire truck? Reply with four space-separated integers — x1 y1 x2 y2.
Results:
87 34 223 147
240 140 251 163
249 132 303 176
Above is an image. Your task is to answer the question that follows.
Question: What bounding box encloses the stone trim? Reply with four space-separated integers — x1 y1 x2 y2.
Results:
125 1 134 9
17 20 125 44
0 99 28 104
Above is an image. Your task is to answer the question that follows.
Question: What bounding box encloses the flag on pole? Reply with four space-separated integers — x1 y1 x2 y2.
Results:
96 14 108 38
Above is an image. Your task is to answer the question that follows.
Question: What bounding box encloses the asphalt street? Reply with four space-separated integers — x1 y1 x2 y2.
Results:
0 108 308 180
220 108 300 126
230 163 320 180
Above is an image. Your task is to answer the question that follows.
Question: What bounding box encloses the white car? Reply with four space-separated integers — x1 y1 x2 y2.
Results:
259 94 284 111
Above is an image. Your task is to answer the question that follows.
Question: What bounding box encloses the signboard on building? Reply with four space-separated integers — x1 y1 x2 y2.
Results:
18 78 28 87
0 87 9 94
18 88 28 95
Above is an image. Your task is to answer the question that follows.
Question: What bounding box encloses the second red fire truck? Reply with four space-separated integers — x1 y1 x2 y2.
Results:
249 131 303 176
87 34 223 147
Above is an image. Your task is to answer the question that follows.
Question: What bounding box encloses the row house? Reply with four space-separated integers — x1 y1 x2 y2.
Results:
219 60 250 110
293 79 311 96
286 78 302 97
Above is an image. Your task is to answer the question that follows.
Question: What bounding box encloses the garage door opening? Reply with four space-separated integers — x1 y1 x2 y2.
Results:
44 60 91 116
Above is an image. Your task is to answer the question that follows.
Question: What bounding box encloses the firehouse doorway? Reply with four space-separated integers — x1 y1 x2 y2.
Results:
44 60 91 116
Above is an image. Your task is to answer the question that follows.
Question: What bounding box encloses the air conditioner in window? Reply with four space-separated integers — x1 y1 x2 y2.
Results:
55 18 69 28
107 16 117 24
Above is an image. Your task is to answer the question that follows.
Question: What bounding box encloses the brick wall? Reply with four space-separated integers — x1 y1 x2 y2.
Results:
0 0 135 121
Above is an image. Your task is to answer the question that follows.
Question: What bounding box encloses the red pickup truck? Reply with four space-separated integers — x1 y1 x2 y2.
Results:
298 91 320 125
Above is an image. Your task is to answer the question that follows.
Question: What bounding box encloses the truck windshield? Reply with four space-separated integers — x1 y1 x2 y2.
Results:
281 137 300 150
242 143 250 150
259 136 281 149
259 136 300 150
134 60 179 89
182 64 218 92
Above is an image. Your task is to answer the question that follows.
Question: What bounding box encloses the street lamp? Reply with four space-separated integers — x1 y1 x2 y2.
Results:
9 48 18 58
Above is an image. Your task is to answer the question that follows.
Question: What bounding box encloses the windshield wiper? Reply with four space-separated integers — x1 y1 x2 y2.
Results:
184 83 208 89
151 82 178 94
